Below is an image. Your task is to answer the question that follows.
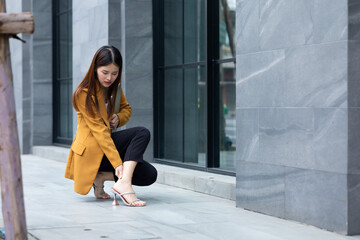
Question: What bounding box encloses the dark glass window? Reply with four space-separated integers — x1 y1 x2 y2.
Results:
53 0 72 145
218 0 236 171
154 0 235 174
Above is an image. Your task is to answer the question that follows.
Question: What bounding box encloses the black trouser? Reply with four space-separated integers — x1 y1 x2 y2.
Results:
99 127 157 186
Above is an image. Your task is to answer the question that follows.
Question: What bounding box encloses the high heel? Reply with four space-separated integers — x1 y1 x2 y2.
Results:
111 187 146 207
112 193 119 206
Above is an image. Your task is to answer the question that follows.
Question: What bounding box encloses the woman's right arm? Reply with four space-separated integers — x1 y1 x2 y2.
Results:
75 91 123 168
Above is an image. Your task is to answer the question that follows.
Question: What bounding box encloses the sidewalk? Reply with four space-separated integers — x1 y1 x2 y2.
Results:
1 155 360 240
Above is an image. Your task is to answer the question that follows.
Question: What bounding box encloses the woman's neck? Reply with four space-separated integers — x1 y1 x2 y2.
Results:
100 86 109 103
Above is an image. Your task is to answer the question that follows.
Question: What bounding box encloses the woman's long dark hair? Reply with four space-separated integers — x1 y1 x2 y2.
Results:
72 46 123 119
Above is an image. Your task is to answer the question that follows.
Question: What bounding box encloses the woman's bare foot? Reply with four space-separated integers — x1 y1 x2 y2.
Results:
113 179 146 206
93 172 113 199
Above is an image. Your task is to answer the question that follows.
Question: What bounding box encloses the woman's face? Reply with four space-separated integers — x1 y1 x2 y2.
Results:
96 63 119 88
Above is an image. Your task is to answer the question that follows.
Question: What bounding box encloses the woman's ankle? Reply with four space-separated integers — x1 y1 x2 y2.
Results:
114 178 131 187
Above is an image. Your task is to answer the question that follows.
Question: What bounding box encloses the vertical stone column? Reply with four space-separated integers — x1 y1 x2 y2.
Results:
236 0 360 234
347 0 360 234
32 1 52 145
116 0 154 162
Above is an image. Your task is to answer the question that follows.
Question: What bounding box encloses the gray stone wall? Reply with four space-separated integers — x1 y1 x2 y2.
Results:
236 0 360 235
32 1 53 145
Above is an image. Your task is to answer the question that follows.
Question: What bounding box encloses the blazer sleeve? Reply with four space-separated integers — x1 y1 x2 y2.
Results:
76 91 123 168
116 88 132 127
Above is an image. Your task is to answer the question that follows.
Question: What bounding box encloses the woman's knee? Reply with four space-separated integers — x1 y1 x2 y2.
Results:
137 127 151 142
148 166 157 185
133 163 157 186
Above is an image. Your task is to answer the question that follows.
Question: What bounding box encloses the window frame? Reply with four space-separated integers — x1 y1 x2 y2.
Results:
52 0 73 145
153 0 236 176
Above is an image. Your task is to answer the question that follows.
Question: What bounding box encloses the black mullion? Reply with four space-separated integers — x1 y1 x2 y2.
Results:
182 0 185 163
207 0 220 168
52 0 58 144
153 0 165 158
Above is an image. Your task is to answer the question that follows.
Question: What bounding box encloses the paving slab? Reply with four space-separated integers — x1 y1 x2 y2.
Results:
0 154 359 240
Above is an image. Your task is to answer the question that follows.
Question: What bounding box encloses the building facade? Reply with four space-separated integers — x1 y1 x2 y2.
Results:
6 0 360 235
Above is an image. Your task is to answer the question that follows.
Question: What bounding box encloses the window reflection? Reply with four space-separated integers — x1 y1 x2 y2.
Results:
219 63 236 171
219 0 236 59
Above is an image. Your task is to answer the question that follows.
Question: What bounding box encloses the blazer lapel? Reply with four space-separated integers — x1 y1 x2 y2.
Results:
97 92 110 128
92 86 110 128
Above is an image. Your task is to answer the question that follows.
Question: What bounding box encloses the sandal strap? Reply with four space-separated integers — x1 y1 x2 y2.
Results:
120 192 136 196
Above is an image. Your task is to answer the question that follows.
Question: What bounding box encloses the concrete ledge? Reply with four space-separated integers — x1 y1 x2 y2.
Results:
31 145 235 201
32 145 69 162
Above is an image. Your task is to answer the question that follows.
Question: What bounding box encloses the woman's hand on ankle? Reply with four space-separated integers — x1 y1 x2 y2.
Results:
115 165 123 179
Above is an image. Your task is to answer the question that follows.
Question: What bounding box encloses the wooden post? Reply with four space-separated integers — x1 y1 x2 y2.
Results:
0 0 34 239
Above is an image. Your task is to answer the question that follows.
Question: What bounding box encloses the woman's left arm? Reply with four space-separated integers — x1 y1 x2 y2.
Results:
116 88 132 127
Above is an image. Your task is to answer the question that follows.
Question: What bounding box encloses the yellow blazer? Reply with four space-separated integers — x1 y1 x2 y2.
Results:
65 86 132 195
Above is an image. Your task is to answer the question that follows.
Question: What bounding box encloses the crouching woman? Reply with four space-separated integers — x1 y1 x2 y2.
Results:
65 46 157 207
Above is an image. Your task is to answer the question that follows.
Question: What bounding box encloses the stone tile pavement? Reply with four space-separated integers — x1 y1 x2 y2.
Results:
1 154 360 240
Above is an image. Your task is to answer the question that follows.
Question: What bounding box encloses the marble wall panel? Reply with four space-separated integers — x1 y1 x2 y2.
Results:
348 174 360 235
236 109 258 163
109 39 121 50
73 0 98 12
236 161 285 218
285 42 347 107
313 0 347 43
125 37 153 73
126 71 153 109
33 40 52 80
33 12 52 40
73 17 90 45
109 0 121 40
236 0 260 54
237 50 285 108
32 0 53 146
349 0 360 41
32 0 50 12
125 0 152 38
258 108 314 168
348 108 360 174
33 104 52 145
259 0 314 50
89 4 109 42
348 41 360 107
33 81 52 104
285 168 347 234
313 108 347 174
